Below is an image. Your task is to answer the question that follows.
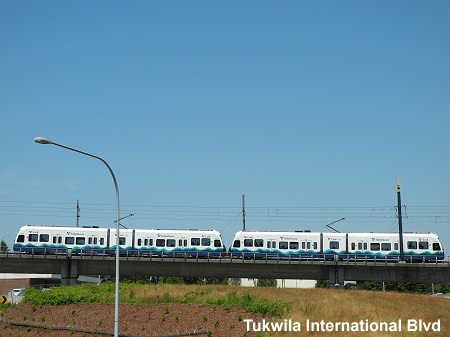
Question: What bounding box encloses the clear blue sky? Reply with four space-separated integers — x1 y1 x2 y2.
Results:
1 1 449 253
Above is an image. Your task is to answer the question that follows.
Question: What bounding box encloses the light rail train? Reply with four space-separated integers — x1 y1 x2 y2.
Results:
13 225 226 257
230 230 445 261
12 225 445 262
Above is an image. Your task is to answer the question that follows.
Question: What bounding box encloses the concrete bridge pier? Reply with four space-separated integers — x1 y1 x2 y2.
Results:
329 265 345 289
61 258 78 286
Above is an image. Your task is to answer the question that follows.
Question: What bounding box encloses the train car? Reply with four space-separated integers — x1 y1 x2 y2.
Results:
347 232 400 260
13 225 226 257
230 230 322 259
322 232 347 259
346 232 444 261
132 229 226 257
13 225 110 254
230 230 445 261
400 232 444 261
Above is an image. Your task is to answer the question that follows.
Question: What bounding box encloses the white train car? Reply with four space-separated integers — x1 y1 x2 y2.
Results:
347 232 444 261
230 230 322 258
322 232 347 257
13 225 226 257
13 225 110 254
132 229 225 257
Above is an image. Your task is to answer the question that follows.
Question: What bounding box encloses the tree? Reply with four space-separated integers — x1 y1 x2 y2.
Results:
355 281 432 294
255 279 277 287
0 240 9 252
439 284 450 294
229 278 242 286
315 280 330 288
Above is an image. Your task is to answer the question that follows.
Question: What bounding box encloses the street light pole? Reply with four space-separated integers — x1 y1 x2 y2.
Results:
34 137 121 337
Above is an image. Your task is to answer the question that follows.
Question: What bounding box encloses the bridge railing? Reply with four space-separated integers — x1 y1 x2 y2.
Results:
5 248 450 267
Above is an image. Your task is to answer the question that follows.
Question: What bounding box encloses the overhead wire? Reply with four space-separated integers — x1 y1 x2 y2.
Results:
0 201 448 227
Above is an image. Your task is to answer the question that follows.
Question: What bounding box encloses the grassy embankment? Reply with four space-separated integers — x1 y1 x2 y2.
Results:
21 283 450 337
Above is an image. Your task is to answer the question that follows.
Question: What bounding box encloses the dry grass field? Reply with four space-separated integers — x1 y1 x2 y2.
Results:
138 284 450 337
1 283 449 337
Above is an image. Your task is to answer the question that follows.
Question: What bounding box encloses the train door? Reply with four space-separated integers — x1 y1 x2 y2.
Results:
140 236 154 255
52 234 63 253
266 239 278 258
87 235 99 253
178 237 188 257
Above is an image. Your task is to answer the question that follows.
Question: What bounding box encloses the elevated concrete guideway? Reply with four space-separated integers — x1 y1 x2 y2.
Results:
1 253 449 287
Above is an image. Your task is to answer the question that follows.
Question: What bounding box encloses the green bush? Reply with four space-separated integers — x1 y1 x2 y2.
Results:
206 291 289 317
24 283 109 305
24 283 289 317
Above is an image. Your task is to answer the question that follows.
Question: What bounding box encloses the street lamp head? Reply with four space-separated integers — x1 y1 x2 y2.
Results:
34 137 53 145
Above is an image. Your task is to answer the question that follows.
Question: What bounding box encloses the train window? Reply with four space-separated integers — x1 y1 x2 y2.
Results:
329 241 339 249
214 239 222 248
407 241 417 249
279 241 288 249
290 242 299 250
156 239 165 247
119 237 126 245
167 239 176 247
370 243 380 251
76 237 85 245
267 241 271 249
191 238 200 246
358 243 362 250
419 241 429 250
28 234 38 242
244 239 253 247
65 237 74 245
313 242 317 250
307 242 311 249
364 243 368 250
17 235 25 243
351 243 356 250
433 243 441 251
137 239 142 246
144 239 149 246
233 240 241 248
255 239 264 247
40 234 49 242
301 242 305 249
394 243 398 250
201 238 211 246
178 239 183 247
100 238 104 245
381 243 391 251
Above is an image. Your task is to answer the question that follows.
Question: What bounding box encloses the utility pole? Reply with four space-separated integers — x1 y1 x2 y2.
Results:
76 199 80 227
242 194 246 231
397 178 404 261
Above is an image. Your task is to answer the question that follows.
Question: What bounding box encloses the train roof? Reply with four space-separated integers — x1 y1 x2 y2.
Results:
19 225 220 233
232 230 440 236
